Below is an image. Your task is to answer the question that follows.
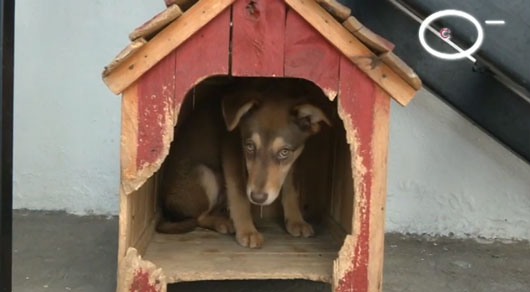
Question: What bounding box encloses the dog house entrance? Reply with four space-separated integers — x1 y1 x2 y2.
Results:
132 77 354 284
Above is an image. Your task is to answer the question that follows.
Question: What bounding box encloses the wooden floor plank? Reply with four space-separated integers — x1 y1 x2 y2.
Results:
143 222 341 283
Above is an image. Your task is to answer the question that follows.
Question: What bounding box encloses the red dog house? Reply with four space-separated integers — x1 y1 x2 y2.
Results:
102 0 420 291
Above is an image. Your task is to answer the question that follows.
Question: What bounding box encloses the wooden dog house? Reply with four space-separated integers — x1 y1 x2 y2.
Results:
102 0 421 291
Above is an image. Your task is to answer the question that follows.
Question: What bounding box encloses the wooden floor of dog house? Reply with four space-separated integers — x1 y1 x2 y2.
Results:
143 221 342 283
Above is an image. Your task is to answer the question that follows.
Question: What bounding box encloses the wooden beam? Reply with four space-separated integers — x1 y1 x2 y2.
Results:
103 0 235 94
380 52 422 90
315 0 351 21
285 0 417 106
343 16 395 54
103 38 146 78
129 5 182 41
165 0 198 11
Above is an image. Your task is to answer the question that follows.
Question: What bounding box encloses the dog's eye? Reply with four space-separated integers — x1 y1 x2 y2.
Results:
245 142 255 153
277 148 291 160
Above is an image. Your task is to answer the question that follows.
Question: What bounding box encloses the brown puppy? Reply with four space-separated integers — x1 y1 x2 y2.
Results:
157 79 330 249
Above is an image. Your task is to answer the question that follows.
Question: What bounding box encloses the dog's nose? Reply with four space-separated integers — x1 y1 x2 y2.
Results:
250 192 268 204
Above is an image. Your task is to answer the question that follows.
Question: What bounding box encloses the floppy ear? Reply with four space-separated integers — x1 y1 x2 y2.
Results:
222 93 259 131
293 104 332 134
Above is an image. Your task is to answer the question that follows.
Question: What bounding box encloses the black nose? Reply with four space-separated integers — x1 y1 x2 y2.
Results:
250 192 268 204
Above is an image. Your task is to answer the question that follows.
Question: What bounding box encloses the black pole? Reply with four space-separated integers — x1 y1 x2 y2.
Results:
0 0 15 291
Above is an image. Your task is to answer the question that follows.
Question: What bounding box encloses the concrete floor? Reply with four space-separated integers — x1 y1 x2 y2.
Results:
13 211 530 292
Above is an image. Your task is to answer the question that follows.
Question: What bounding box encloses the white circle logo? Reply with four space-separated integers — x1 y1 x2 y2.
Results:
419 10 484 60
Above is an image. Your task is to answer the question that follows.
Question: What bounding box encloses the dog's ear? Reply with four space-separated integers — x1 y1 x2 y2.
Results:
293 104 331 134
222 93 259 131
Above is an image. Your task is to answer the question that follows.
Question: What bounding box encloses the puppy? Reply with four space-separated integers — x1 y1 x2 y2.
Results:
157 79 330 248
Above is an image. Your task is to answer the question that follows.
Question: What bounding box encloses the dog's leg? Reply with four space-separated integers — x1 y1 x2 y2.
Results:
223 145 264 248
282 168 314 237
195 165 234 234
226 173 264 248
197 212 234 234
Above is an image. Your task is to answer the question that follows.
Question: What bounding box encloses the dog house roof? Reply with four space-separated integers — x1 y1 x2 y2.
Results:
102 0 421 106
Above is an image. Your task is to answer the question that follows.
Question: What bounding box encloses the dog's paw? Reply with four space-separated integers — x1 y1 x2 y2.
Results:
215 219 235 234
236 230 264 248
286 220 314 238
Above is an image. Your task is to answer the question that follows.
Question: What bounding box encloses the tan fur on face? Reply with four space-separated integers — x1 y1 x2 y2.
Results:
245 136 305 206
250 133 261 149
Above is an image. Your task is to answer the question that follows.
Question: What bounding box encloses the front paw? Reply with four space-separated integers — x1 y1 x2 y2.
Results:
215 218 235 234
236 230 264 248
286 220 314 238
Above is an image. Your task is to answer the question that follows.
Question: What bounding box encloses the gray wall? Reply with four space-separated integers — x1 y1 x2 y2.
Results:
13 1 530 239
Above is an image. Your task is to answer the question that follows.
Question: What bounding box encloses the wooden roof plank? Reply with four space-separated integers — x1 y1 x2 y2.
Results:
343 16 395 54
315 0 351 21
102 38 147 78
285 0 417 106
103 0 235 94
165 0 198 11
380 52 422 90
129 5 183 41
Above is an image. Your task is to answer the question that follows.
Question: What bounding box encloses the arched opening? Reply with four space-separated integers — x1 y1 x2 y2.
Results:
127 76 354 285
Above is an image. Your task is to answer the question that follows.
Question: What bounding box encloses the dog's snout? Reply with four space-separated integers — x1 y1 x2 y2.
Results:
250 192 268 204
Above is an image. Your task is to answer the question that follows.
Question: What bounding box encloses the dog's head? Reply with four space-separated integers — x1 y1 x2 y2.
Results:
222 81 331 206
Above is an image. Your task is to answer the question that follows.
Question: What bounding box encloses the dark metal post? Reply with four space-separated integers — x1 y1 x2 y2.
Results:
0 0 15 291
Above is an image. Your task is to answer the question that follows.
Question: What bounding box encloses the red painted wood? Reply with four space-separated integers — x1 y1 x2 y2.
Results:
136 51 176 169
337 56 377 292
231 0 286 76
130 269 158 292
284 8 340 98
174 7 230 103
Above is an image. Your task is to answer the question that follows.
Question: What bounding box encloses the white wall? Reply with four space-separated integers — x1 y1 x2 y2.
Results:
13 1 530 239
13 0 163 214
387 89 530 240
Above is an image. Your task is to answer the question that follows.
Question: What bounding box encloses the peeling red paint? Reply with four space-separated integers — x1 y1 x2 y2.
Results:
337 57 377 292
174 7 230 103
136 51 176 168
284 8 340 99
129 269 158 292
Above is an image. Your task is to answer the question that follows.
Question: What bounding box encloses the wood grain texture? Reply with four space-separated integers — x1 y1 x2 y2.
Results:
143 222 341 283
103 39 146 78
136 51 176 170
103 0 235 94
342 16 363 33
129 5 182 41
284 8 340 99
165 0 197 11
315 0 351 21
367 86 390 292
174 6 230 106
285 0 416 106
380 51 422 90
231 0 286 77
343 16 395 54
334 56 379 292
121 83 139 187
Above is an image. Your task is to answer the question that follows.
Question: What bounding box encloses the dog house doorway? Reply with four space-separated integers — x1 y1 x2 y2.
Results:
131 76 354 285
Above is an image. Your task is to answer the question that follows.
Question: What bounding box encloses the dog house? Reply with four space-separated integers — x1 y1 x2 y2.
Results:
101 0 421 291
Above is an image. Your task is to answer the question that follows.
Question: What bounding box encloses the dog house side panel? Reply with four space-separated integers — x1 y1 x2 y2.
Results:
231 0 286 76
284 8 340 99
367 85 390 292
333 56 390 292
136 51 176 170
174 7 231 104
